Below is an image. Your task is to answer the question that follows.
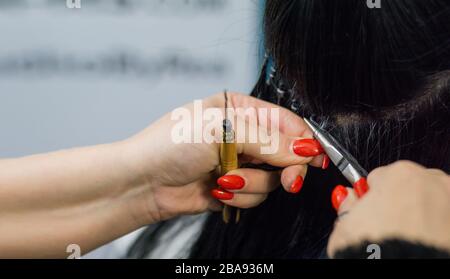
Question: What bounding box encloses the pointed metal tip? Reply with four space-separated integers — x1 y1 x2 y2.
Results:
303 117 312 126
303 118 317 133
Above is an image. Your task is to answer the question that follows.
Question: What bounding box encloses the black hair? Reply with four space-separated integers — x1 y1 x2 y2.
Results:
130 0 450 259
189 0 450 259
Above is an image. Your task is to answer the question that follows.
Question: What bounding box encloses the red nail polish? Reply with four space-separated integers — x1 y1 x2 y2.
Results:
217 175 245 190
293 139 324 157
354 178 369 198
331 185 348 211
211 189 234 200
322 155 330 170
290 175 304 194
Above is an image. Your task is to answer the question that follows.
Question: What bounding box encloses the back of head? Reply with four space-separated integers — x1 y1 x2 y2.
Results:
191 0 450 258
261 0 450 171
264 0 450 114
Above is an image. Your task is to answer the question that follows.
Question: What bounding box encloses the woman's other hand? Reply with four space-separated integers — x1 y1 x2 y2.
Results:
327 161 450 258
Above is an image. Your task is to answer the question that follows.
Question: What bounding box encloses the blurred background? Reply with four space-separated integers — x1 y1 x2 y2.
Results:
0 0 263 258
0 0 263 157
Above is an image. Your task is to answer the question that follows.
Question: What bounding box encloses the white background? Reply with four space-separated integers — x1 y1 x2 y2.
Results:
0 0 262 157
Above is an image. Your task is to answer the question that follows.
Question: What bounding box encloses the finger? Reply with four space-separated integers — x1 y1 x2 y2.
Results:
217 169 279 194
238 154 264 165
368 161 425 189
227 92 311 137
208 92 325 168
207 91 316 139
233 113 324 167
280 164 307 194
228 93 328 168
218 192 268 209
336 187 357 216
327 187 361 258
331 185 351 212
310 154 328 169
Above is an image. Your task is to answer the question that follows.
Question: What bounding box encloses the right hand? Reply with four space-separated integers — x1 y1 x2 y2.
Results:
328 161 450 257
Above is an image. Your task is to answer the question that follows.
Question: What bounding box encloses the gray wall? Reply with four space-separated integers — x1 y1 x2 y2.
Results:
0 0 262 157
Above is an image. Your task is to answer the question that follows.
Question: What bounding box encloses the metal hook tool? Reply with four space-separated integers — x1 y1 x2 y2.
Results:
220 90 240 223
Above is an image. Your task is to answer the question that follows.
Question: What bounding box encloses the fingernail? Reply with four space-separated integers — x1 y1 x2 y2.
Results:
217 175 245 190
354 178 369 198
290 175 304 194
322 155 330 170
331 185 348 211
293 139 324 157
211 189 234 200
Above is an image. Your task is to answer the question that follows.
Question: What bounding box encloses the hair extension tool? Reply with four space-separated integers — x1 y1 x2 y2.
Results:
304 118 369 197
220 90 240 223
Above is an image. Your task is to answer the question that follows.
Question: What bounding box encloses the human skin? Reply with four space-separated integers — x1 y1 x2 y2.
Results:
328 161 450 257
0 92 322 258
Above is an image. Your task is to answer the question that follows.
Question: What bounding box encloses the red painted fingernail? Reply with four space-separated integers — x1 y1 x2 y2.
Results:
217 175 245 190
211 189 234 200
290 175 304 194
331 185 348 211
354 178 369 198
322 155 330 170
293 139 324 157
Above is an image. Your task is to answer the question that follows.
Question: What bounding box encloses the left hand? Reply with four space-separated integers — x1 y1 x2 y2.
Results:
121 92 326 224
0 92 326 257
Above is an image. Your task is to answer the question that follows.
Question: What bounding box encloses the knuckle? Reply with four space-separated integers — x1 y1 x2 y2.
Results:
427 168 448 177
209 92 225 105
229 92 245 108
367 166 385 185
391 160 420 172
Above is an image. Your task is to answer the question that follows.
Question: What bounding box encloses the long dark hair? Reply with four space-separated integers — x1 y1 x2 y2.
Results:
131 0 450 259
189 0 450 259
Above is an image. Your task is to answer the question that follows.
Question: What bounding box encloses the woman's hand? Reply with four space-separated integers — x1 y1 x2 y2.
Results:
327 161 450 257
122 92 326 225
0 91 325 257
